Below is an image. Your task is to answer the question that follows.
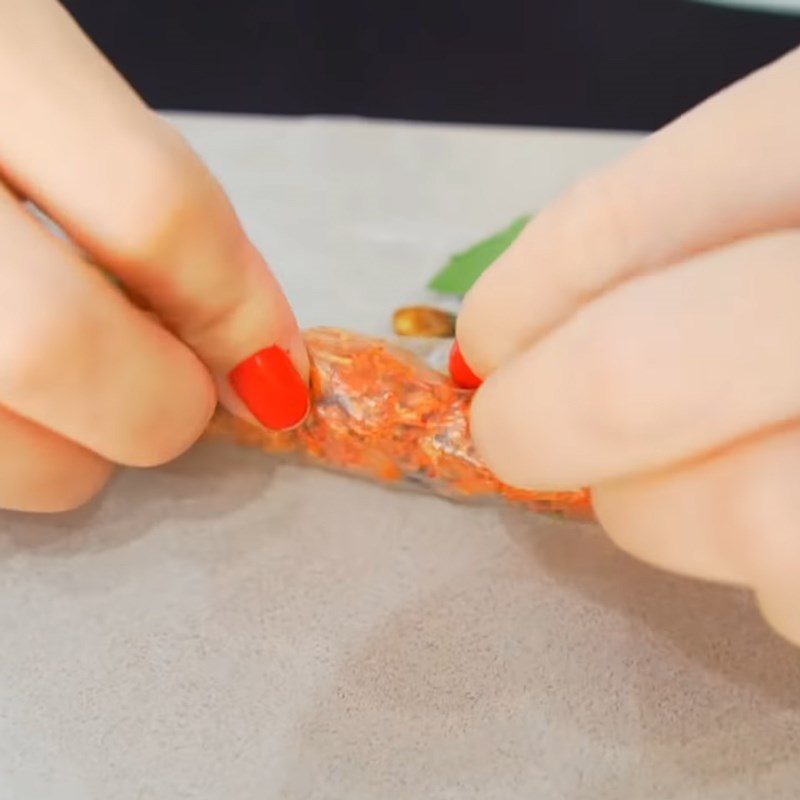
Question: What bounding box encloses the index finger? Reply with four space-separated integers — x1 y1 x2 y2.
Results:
456 45 800 379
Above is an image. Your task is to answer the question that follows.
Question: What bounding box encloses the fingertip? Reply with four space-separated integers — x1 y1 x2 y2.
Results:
127 364 218 468
449 341 482 389
454 219 556 380
466 340 585 492
467 372 541 490
228 344 310 431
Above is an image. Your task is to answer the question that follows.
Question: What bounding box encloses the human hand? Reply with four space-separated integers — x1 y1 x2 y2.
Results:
453 46 800 644
0 0 309 512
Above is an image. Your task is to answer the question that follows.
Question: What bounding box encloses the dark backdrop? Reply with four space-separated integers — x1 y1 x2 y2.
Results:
63 0 800 132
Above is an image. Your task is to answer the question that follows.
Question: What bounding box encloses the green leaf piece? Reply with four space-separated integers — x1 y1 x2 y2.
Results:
428 214 531 296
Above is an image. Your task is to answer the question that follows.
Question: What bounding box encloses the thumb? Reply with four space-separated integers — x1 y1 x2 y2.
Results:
109 148 311 432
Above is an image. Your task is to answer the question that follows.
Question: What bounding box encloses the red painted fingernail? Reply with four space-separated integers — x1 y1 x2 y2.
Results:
229 346 310 430
449 341 482 389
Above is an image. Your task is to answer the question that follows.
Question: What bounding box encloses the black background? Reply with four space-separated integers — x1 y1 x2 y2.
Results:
63 0 800 131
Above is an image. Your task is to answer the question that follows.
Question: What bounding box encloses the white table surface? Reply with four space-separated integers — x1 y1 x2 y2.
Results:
1 113 798 800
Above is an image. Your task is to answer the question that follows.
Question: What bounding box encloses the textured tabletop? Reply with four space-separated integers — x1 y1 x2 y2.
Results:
1 114 798 800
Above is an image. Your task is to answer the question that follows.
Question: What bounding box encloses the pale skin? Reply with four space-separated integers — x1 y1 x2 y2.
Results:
0 0 307 511
2 5 798 645
457 46 800 646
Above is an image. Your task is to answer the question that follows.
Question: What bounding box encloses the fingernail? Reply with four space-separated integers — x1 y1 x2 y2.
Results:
229 346 310 430
449 341 482 389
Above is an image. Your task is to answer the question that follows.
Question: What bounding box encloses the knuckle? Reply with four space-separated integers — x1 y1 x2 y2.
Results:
548 169 640 301
0 297 95 401
102 123 221 265
177 262 257 349
40 458 114 513
0 299 213 470
7 448 113 514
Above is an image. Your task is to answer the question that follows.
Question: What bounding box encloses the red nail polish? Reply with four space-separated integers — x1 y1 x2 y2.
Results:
229 346 310 430
449 341 482 389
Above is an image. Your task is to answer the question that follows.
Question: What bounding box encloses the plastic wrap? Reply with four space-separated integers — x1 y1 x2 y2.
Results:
207 327 592 520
